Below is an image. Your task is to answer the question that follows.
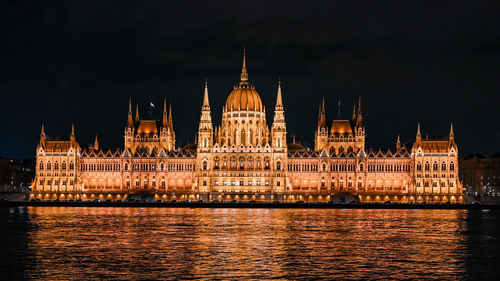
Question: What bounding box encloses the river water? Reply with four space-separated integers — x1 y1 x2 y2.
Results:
1 207 499 280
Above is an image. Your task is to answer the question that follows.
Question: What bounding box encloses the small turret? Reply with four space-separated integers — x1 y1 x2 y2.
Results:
396 134 401 150
70 124 76 143
93 135 99 151
416 122 422 143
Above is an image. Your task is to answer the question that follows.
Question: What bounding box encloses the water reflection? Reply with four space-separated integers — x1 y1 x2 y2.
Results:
1 207 499 280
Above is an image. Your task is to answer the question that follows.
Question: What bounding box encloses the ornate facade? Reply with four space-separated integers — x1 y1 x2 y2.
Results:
31 52 463 203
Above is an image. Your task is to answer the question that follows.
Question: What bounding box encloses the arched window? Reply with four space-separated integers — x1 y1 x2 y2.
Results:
160 162 164 171
359 163 364 172
47 162 51 169
416 162 422 171
277 162 282 171
433 162 438 171
425 162 430 171
441 162 446 171
450 162 455 171
124 163 129 171
54 162 59 169
322 163 327 172
203 161 208 170
39 162 44 170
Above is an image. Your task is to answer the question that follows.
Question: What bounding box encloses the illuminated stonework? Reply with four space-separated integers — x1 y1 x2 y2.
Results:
31 52 463 203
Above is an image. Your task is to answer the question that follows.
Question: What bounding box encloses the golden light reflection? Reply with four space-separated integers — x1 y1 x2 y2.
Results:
24 207 469 280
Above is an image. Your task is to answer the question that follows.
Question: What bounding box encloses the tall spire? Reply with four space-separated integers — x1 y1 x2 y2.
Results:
275 78 283 107
40 123 46 147
70 124 75 138
416 122 421 142
396 134 401 150
357 97 362 115
94 135 99 150
168 103 173 131
352 102 357 121
162 97 168 128
135 104 140 122
127 98 134 127
40 123 45 139
449 123 454 140
240 46 249 86
355 97 363 128
203 78 210 108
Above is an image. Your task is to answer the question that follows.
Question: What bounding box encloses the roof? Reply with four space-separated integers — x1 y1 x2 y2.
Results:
136 120 158 134
43 140 80 152
330 120 353 134
419 140 452 153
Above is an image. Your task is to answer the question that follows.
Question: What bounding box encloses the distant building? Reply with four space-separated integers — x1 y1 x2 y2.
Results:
460 153 500 195
0 157 35 192
31 51 463 203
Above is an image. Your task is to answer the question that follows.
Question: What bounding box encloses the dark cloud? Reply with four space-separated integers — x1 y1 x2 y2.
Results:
1 0 499 158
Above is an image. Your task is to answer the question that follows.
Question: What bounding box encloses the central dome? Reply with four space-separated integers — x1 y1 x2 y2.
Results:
225 85 263 112
224 49 263 112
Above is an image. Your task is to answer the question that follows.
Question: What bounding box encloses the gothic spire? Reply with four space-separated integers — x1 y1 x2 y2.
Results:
168 103 174 131
240 46 249 85
127 98 134 127
94 135 99 150
135 104 140 122
162 97 168 128
416 122 421 142
396 134 401 150
352 102 357 121
449 123 454 140
275 78 283 107
203 78 210 108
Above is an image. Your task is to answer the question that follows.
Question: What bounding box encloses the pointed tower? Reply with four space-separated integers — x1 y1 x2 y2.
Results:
314 97 328 151
93 135 99 151
271 78 288 193
70 124 76 146
162 97 168 128
356 97 363 128
240 46 249 86
167 103 175 150
197 79 214 150
416 122 422 143
396 134 401 150
135 104 140 123
39 123 46 148
449 123 454 141
127 98 134 128
272 79 287 149
351 103 357 122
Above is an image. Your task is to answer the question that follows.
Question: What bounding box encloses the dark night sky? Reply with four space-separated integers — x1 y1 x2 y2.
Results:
1 1 499 159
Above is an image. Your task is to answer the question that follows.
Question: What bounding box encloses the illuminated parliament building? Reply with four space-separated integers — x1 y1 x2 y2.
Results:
31 52 463 203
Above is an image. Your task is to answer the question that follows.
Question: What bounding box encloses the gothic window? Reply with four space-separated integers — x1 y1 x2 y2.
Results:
441 162 446 171
277 161 282 171
54 162 59 169
203 161 208 170
425 162 430 171
433 162 438 171
359 163 364 172
47 162 51 169
239 157 245 169
160 163 164 171
450 162 455 171
39 162 44 170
